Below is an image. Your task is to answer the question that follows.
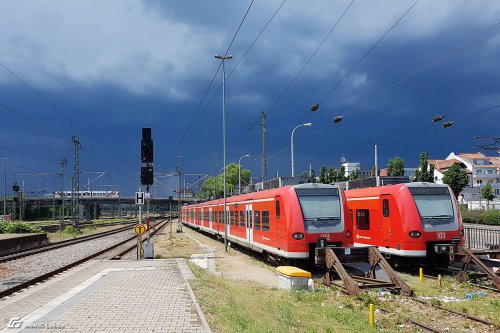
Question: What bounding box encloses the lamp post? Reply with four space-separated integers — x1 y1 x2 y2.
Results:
215 54 232 252
3 157 6 218
291 123 312 177
238 154 250 195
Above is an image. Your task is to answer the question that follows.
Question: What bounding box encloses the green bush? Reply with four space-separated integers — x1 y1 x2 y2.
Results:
481 210 500 225
0 222 42 234
62 226 80 235
461 209 500 225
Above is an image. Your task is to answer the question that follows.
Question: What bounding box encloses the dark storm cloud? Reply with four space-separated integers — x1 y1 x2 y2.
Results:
0 0 499 195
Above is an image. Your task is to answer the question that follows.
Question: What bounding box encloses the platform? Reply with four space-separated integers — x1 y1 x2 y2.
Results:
0 260 211 333
0 233 48 255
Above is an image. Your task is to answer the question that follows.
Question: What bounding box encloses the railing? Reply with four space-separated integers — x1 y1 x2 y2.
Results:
465 227 500 249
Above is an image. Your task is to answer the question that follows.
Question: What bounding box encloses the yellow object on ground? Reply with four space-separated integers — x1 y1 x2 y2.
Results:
276 266 311 278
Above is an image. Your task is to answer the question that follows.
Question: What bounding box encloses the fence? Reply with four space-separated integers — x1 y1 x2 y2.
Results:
464 227 500 249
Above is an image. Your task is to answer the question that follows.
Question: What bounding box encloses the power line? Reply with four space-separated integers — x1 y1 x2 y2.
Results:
266 16 500 163
170 0 256 161
0 100 66 143
264 0 356 115
317 0 420 105
0 61 136 168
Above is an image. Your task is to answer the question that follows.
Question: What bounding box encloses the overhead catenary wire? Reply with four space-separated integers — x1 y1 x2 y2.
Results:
170 0 256 161
0 61 136 168
316 0 420 105
264 0 356 115
265 17 500 166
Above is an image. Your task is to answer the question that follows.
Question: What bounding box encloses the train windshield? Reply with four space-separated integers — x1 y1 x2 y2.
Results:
409 186 458 232
295 187 344 234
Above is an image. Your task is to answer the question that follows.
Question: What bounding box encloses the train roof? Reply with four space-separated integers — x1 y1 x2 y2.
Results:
183 183 340 208
344 182 450 197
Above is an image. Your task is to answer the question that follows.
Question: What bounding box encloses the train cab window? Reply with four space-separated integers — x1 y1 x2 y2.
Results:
240 211 245 227
262 211 270 231
356 209 370 230
276 201 280 219
383 199 390 217
254 211 261 230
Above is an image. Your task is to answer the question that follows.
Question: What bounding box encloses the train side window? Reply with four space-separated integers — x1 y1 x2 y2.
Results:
276 201 280 219
254 211 261 230
235 210 239 226
383 199 390 217
230 211 235 225
240 211 245 227
356 209 370 230
262 211 270 231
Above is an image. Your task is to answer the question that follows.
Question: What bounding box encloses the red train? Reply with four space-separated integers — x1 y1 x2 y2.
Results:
345 182 464 266
180 183 353 261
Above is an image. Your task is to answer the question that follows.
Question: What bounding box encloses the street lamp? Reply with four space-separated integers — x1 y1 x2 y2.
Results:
2 157 6 218
291 123 312 177
215 54 232 252
238 154 250 195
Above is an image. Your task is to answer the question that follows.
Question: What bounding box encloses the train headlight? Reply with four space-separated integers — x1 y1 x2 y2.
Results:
409 231 422 238
292 232 304 240
460 229 464 237
345 231 352 238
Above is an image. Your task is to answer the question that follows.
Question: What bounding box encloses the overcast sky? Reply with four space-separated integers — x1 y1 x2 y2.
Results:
1 0 499 196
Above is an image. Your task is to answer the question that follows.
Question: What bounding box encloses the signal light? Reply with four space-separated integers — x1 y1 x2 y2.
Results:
140 166 154 185
141 140 153 163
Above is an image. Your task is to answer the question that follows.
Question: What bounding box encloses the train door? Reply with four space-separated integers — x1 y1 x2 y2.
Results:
209 207 213 230
381 194 391 242
245 204 253 244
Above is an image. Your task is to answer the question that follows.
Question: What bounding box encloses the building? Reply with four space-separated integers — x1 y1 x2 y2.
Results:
341 162 371 178
445 152 500 195
427 159 472 185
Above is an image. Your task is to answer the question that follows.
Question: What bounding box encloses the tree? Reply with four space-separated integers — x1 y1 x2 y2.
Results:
197 163 251 199
442 164 469 199
481 183 496 210
319 165 328 184
414 151 434 182
387 156 405 176
327 166 337 183
349 169 361 180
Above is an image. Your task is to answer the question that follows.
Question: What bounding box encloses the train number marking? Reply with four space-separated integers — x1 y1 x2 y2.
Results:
437 232 446 240
320 234 330 240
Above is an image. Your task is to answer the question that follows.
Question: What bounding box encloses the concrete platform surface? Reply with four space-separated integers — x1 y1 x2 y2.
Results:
0 260 211 333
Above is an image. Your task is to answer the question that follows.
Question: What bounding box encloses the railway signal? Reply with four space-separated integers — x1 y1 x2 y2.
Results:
140 166 153 186
141 128 154 163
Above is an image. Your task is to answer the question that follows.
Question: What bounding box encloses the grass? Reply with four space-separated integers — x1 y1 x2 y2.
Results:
401 272 500 325
189 263 407 333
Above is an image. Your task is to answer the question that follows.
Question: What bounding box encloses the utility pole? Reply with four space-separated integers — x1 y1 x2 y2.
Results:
71 136 80 231
60 158 67 231
261 111 267 181
176 165 182 231
375 144 379 186
3 157 6 218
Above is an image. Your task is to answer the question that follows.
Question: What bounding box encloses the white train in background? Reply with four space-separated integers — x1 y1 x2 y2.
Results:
53 191 119 199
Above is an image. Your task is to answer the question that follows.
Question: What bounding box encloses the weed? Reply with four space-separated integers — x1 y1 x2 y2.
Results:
357 293 379 307
430 298 442 307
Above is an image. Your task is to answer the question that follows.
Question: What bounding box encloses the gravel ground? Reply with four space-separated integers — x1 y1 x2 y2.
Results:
0 229 136 292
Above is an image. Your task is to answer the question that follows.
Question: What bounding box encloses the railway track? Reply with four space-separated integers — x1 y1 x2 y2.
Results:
0 219 168 299
0 222 138 263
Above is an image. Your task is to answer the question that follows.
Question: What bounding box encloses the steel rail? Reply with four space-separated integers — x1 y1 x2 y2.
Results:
0 220 167 299
0 222 138 263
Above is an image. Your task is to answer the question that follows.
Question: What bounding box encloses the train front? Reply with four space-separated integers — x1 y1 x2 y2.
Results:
405 182 464 264
287 184 352 261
